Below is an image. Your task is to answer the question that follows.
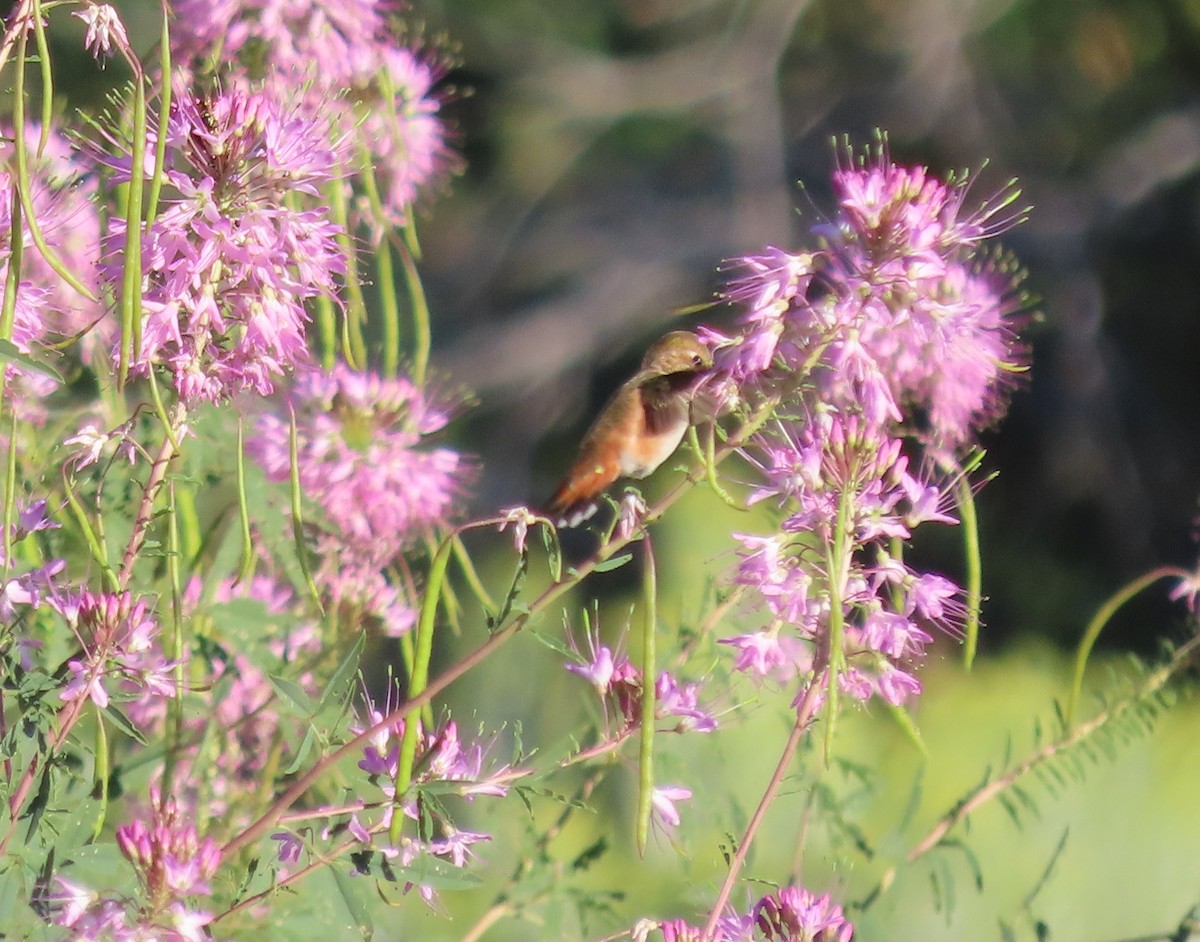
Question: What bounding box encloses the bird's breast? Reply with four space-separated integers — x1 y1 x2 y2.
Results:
618 429 688 478
617 411 689 478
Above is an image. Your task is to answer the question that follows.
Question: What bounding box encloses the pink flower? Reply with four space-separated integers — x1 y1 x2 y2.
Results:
253 365 467 561
73 3 130 65
723 145 1026 450
0 124 104 422
95 84 348 403
499 505 536 554
651 785 692 831
170 0 461 228
753 884 854 941
52 590 176 711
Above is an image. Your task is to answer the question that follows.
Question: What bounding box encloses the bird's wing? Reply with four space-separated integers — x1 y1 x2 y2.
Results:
544 385 639 525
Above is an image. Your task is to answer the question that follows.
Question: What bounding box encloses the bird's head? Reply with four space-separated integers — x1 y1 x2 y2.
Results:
639 330 714 377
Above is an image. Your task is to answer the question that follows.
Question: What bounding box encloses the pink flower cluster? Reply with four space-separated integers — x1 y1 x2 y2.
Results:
721 150 1025 452
52 589 177 711
724 414 963 706
95 85 347 403
636 885 853 941
51 795 221 941
273 708 528 905
719 146 1027 708
566 637 718 735
251 364 468 635
170 0 459 230
0 124 103 422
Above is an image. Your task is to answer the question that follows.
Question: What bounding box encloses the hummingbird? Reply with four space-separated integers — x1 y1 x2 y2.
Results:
545 330 715 526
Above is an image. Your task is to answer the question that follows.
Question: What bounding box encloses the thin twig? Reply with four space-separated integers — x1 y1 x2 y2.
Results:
118 404 186 588
703 667 828 937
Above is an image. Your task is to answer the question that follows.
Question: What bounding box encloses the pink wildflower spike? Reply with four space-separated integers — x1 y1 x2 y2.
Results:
92 84 349 404
249 364 470 634
170 0 461 227
719 141 1030 711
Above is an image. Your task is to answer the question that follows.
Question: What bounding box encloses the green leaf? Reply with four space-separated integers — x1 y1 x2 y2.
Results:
330 864 374 939
51 798 105 855
23 766 52 842
284 725 316 775
268 673 316 717
0 338 63 383
0 861 49 940
592 553 633 573
60 843 130 891
389 856 484 891
206 598 272 637
101 704 148 745
529 627 575 659
319 634 365 712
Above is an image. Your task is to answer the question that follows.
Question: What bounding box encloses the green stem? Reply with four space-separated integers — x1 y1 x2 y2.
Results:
174 478 201 564
393 227 430 386
91 704 109 839
145 3 171 225
30 0 51 154
2 403 16 585
377 236 400 378
1065 566 1187 727
822 483 853 762
118 73 148 386
60 465 118 592
234 420 256 585
0 182 21 341
452 533 496 612
635 534 657 856
288 408 322 612
8 24 97 305
391 534 454 843
146 367 180 451
315 294 336 371
326 181 367 369
956 475 983 668
689 424 744 510
355 145 401 377
118 410 181 588
162 479 184 796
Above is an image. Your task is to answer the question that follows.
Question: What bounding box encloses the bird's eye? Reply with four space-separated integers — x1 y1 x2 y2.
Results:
692 353 706 366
